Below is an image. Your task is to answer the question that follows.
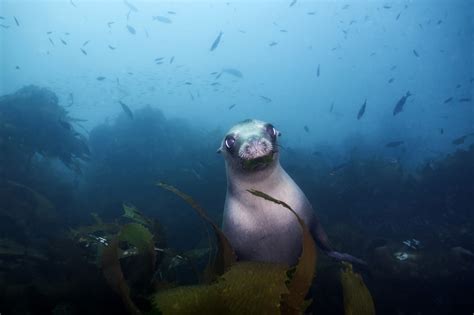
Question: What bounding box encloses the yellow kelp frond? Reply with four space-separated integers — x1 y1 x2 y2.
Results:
340 262 375 315
157 182 236 277
122 203 152 227
247 189 317 315
152 261 288 315
102 238 142 315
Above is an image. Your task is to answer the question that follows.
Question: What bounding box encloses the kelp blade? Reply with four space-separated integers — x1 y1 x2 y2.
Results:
340 262 376 315
247 189 317 315
156 182 236 277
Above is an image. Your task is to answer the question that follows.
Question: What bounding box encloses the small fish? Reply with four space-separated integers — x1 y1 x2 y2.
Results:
456 84 461 88
388 78 395 83
396 12 401 20
289 0 297 7
210 31 223 51
330 102 334 112
413 49 419 57
189 91 195 101
60 38 67 45
47 31 52 34
96 76 106 81
357 99 367 120
108 45 116 50
210 82 220 86
107 21 115 28
80 48 87 55
452 134 473 145
259 95 272 103
48 38 54 46
0 24 9 29
303 125 309 133
124 0 138 12
443 97 453 104
390 65 397 71
168 11 176 15
215 72 222 79
383 5 391 9
437 20 442 25
14 16 19 27
153 16 172 24
440 128 444 134
459 98 471 103
222 68 243 78
342 4 350 10
184 82 192 85
210 71 218 75
316 64 320 77
307 12 316 15
0 16 4 20
126 25 136 34
70 0 77 7
280 29 287 33
170 56 174 64
393 91 412 116
228 104 236 110
154 57 164 61
385 141 404 148
119 100 134 119
269 41 278 46
15 65 20 70
155 61 163 65
82 40 90 47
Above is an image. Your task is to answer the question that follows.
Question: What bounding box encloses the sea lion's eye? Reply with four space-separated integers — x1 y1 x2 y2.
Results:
265 124 277 138
225 136 236 150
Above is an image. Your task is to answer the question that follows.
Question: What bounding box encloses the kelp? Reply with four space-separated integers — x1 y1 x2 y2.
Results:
156 182 236 278
152 262 289 315
340 262 375 315
123 203 152 227
247 189 317 315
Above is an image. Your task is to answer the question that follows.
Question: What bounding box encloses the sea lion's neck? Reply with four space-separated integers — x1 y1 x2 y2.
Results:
225 161 284 194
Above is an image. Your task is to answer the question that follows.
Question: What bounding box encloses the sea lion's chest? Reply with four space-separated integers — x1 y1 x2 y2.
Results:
222 177 311 265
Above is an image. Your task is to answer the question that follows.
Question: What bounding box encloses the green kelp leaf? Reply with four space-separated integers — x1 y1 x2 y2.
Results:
102 238 142 315
157 182 236 278
340 262 375 315
122 203 152 227
119 223 156 275
152 261 288 315
247 189 317 315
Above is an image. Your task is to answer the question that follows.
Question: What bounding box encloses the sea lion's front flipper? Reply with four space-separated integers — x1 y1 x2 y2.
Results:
326 251 367 267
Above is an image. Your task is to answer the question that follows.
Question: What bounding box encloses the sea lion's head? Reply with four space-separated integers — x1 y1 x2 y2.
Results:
218 119 281 173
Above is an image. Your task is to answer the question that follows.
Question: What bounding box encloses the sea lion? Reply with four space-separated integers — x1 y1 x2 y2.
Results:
218 119 365 266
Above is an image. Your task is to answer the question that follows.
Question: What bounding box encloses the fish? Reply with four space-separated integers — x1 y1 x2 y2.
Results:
48 38 54 46
124 0 138 12
70 0 77 7
390 65 397 71
437 20 442 25
108 45 116 50
168 11 176 15
15 65 20 70
96 76 106 81
215 72 222 79
385 141 404 148
289 0 297 7
82 40 90 47
210 82 220 86
210 31 223 51
228 104 236 110
316 64 320 77
14 16 19 26
330 161 351 175
155 61 163 65
456 84 461 88
0 16 4 20
307 12 316 15
413 49 419 57
80 48 87 55
170 56 174 64
396 12 401 20
383 5 391 9
153 16 172 24
459 98 471 103
184 82 192 85
269 41 278 46
107 21 115 28
357 99 367 120
393 91 412 116
189 91 195 101
0 24 9 29
119 100 134 119
388 78 394 83
154 57 164 61
259 95 272 103
303 125 309 133
342 4 350 10
280 29 287 33
440 128 444 134
222 68 243 78
145 29 149 38
126 25 136 34
330 102 334 112
60 38 67 45
443 97 453 104
452 133 473 145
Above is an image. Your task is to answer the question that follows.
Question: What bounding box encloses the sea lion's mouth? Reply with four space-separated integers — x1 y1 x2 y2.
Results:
241 152 274 171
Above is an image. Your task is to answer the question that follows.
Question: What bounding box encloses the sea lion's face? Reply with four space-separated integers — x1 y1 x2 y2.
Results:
218 119 281 172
